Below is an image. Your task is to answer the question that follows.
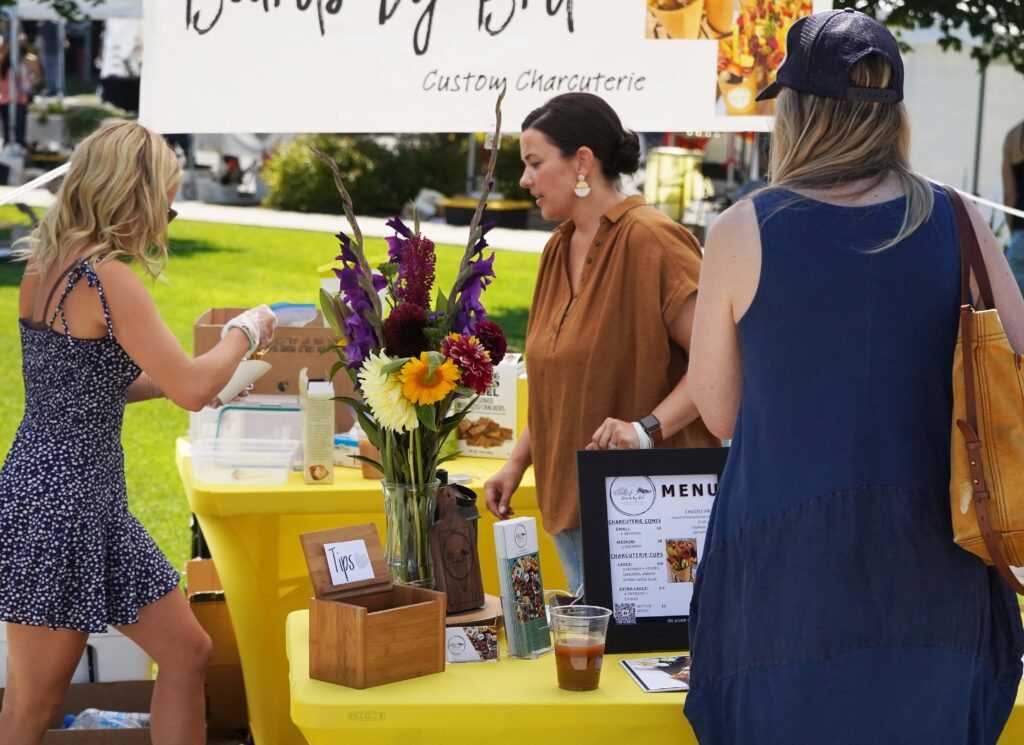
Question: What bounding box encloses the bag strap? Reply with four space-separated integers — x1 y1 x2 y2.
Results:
943 185 1024 594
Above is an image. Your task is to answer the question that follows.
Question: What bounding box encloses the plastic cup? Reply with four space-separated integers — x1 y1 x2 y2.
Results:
549 605 612 691
718 69 758 115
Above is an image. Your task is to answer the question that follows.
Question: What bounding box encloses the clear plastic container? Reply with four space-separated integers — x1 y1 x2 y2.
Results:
191 438 300 485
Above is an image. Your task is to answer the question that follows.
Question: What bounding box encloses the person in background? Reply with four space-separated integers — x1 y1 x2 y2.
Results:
483 92 719 595
0 34 41 150
0 120 277 745
687 10 1024 743
1002 118 1024 293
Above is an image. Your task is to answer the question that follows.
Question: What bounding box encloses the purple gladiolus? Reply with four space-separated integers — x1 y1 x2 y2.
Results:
453 252 496 336
335 231 357 264
472 221 497 256
333 264 382 372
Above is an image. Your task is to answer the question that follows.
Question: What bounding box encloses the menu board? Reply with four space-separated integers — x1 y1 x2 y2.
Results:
606 473 717 625
578 448 729 654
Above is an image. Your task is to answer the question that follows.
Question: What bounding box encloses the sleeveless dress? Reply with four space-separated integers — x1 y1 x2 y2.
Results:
685 186 1024 744
0 260 179 633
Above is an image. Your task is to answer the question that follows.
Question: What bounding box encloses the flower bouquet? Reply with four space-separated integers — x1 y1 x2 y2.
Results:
316 92 508 588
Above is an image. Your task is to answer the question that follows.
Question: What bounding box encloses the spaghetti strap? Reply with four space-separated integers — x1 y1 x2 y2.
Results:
46 260 116 341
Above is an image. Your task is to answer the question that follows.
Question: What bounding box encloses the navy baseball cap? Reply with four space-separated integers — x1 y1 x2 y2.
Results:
756 8 903 104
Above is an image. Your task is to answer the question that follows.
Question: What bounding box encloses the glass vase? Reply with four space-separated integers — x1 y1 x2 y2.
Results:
382 479 440 588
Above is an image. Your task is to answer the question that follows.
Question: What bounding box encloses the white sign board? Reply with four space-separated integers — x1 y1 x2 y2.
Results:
141 0 831 134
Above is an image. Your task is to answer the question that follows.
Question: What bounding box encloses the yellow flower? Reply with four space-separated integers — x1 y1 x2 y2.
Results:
358 352 418 432
400 352 459 405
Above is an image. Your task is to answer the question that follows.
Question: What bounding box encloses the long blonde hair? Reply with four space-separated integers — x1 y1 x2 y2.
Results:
15 120 181 277
768 53 933 251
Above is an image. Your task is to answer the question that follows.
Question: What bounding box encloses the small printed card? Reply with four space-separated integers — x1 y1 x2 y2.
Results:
323 539 374 586
620 655 691 693
445 625 499 664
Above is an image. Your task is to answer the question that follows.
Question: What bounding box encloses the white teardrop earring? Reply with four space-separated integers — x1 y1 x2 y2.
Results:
574 173 591 198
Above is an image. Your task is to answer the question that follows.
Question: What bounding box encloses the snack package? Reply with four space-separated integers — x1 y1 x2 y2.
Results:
454 353 525 459
494 517 551 659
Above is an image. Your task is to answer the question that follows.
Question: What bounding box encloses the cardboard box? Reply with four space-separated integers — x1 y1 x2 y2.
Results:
300 524 446 689
186 560 248 732
193 307 356 432
0 681 154 743
454 353 526 459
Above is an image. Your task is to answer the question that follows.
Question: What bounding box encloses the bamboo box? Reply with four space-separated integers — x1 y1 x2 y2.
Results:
300 524 446 689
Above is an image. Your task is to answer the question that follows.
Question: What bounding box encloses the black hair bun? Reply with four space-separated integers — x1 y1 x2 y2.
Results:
613 131 641 176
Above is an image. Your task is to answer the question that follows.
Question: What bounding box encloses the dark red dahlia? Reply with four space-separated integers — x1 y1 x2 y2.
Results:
473 320 507 365
384 303 430 359
441 334 494 395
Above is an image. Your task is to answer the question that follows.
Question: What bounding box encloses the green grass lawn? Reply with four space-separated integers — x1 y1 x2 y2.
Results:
0 209 540 574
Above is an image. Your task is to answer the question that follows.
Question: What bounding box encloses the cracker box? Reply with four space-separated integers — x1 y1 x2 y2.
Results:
455 353 526 459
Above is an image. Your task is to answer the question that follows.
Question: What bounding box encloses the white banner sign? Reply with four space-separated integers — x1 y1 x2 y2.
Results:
141 1 829 134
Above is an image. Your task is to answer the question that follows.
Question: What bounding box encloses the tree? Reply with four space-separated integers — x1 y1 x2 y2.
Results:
0 0 104 20
840 1 1024 75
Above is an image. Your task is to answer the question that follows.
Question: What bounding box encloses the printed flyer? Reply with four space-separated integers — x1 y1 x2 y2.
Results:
604 473 718 625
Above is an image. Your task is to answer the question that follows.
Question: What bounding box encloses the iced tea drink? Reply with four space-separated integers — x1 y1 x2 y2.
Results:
554 637 606 691
549 605 612 692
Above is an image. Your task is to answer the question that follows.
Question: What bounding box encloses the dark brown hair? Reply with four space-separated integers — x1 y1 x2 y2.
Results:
521 93 640 182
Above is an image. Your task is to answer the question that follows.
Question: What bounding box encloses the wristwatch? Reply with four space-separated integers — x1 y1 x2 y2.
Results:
638 414 663 445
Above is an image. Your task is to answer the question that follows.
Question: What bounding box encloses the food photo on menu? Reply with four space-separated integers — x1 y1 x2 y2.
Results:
717 0 813 115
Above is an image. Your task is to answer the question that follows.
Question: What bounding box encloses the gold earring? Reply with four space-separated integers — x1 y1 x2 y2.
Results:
574 173 591 198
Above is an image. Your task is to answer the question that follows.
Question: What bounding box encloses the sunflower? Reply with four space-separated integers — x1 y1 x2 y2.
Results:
400 352 459 405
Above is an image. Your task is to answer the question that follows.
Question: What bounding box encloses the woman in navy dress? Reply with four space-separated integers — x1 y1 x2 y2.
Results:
0 121 277 745
687 10 1024 743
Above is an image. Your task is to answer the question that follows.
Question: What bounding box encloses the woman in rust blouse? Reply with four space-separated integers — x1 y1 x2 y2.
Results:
483 93 719 593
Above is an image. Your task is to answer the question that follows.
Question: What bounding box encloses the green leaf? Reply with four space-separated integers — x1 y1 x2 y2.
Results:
434 287 448 315
338 396 369 414
425 350 445 377
381 357 410 375
351 454 384 472
417 405 437 431
328 360 347 381
455 386 477 397
319 288 345 337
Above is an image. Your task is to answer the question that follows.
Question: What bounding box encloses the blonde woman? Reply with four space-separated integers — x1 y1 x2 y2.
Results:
0 121 276 745
686 10 1024 743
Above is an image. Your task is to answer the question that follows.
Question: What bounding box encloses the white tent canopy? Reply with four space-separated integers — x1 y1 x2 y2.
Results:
8 0 141 20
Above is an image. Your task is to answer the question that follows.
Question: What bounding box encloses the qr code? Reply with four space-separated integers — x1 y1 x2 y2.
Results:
614 602 636 625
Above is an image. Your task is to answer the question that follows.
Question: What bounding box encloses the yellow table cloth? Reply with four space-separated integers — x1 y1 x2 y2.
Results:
286 609 697 744
176 438 566 745
286 608 1024 745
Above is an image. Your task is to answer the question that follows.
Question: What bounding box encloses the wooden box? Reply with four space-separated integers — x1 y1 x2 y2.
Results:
300 524 446 689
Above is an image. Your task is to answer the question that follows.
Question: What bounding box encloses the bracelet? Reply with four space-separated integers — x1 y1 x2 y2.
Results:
631 421 654 450
223 321 258 356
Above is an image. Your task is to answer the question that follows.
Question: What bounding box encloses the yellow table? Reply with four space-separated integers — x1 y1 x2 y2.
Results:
286 609 696 744
176 439 566 745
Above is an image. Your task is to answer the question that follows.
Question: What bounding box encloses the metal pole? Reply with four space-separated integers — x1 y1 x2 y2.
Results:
971 64 987 195
57 20 66 100
8 13 20 149
465 134 476 195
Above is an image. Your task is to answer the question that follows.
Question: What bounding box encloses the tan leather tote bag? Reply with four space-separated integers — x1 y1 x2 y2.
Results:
946 186 1024 594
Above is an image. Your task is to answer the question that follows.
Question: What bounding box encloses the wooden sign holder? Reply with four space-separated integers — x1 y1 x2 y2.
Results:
429 485 485 614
